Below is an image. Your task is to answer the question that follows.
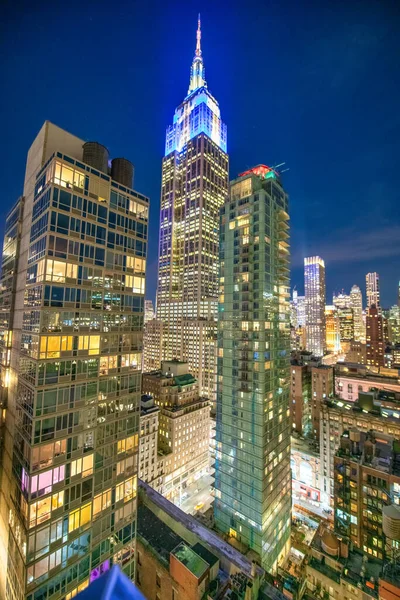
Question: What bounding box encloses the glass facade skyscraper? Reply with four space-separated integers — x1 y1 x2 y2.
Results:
0 122 148 600
214 165 291 572
156 16 229 401
304 256 326 357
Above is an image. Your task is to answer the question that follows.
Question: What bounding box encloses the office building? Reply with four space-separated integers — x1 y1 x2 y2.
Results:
333 292 351 309
325 305 340 353
0 122 148 599
334 428 400 560
142 361 210 505
142 319 163 372
156 16 229 401
337 306 354 353
214 165 291 572
366 304 385 367
138 395 164 492
345 339 367 364
136 481 264 600
304 257 326 357
366 272 380 310
350 284 365 342
388 305 400 345
144 300 155 324
291 289 306 328
320 389 400 507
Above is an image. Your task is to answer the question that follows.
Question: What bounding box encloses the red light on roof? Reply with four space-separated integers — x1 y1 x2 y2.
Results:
238 164 274 178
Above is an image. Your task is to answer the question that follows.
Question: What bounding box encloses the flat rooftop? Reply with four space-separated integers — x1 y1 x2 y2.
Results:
171 542 209 579
137 504 183 566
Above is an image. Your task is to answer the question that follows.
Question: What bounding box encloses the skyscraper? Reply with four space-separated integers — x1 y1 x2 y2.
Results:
156 16 229 401
291 288 306 328
366 272 380 310
304 257 326 357
366 304 385 367
214 165 291 572
332 292 350 309
350 284 364 342
325 305 340 353
144 300 155 324
0 122 148 599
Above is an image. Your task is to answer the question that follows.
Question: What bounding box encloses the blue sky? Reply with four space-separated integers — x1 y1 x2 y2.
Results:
1 0 399 305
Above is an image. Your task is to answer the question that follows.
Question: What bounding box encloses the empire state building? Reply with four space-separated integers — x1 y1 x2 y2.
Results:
156 16 229 401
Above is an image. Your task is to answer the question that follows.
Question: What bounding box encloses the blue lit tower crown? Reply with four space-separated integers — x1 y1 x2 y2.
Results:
165 15 227 155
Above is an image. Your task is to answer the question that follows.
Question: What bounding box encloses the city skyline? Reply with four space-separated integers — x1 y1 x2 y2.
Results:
2 1 400 306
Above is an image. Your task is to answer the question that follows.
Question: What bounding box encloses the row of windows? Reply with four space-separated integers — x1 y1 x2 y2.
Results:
27 259 145 292
29 234 147 268
23 310 141 334
24 285 144 312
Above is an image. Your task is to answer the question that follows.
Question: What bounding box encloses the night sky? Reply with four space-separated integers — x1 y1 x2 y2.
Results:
2 0 399 306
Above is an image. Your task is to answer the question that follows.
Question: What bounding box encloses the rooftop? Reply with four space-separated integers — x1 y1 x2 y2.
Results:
192 542 219 568
171 542 209 579
139 480 264 580
137 504 183 566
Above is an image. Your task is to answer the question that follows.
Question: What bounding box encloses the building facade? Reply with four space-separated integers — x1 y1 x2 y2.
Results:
139 395 163 492
320 391 400 507
142 319 164 373
142 361 210 505
156 17 229 401
350 284 365 342
305 257 326 357
366 304 385 368
0 122 148 600
325 306 340 354
334 428 400 560
144 300 155 324
366 272 380 310
214 165 291 572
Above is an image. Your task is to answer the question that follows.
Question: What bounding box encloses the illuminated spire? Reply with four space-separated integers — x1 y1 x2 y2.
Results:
196 13 202 56
188 13 207 94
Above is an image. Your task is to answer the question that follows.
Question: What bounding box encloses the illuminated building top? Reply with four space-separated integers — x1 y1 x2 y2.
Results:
238 164 280 180
165 15 227 155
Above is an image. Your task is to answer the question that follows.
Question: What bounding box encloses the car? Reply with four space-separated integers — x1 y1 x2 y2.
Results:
194 502 204 511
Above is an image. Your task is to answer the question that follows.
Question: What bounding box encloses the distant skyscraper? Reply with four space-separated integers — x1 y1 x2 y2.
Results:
144 299 155 324
388 305 400 344
215 165 291 572
366 304 385 367
291 288 306 328
350 284 364 342
366 272 380 309
304 256 326 357
337 307 354 353
333 292 351 309
156 16 229 401
0 122 148 599
325 305 340 353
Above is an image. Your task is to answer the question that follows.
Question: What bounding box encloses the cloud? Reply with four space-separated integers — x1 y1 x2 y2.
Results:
291 225 400 268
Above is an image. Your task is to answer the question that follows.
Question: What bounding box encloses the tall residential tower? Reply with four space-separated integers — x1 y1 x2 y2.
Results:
0 123 148 599
214 165 291 572
304 257 326 357
156 16 229 401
